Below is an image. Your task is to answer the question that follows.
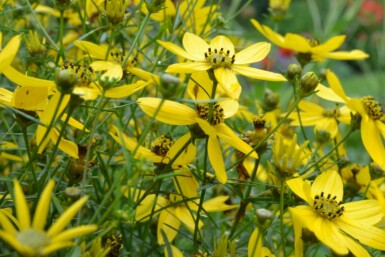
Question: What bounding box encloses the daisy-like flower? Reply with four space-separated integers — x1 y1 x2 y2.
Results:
251 19 369 65
137 97 259 183
157 32 286 98
0 180 97 257
288 169 385 257
287 100 351 139
316 70 385 168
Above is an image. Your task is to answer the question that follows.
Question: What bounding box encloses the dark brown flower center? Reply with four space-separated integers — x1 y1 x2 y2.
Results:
196 103 224 125
204 47 235 69
322 106 341 118
313 192 344 219
62 62 95 87
151 135 174 156
361 96 384 120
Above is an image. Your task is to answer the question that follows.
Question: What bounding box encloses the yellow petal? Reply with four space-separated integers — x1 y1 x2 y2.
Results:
250 19 286 48
51 128 79 158
47 196 88 237
361 117 385 167
157 209 180 245
284 33 312 52
75 40 107 59
207 135 227 183
175 206 203 231
164 245 184 257
231 65 287 81
104 81 150 98
0 210 17 234
287 177 312 205
342 200 382 225
0 231 35 256
214 68 242 99
219 98 239 118
3 66 55 89
210 35 234 56
342 234 372 257
138 97 197 125
248 227 262 257
173 170 199 198
322 50 369 60
157 40 195 60
312 35 346 53
182 32 208 61
325 70 349 102
0 35 21 73
315 83 346 104
202 196 237 212
167 133 196 166
195 118 216 137
40 241 75 256
215 123 258 159
311 170 343 202
235 42 270 65
50 225 97 243
14 180 31 229
11 86 49 111
298 100 324 114
32 180 55 230
166 62 211 73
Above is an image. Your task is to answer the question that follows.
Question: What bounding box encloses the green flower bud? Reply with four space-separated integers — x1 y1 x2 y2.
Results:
145 0 166 14
261 88 280 111
315 129 331 144
287 63 302 79
64 187 82 201
56 69 79 94
300 72 319 96
106 0 125 25
256 208 274 224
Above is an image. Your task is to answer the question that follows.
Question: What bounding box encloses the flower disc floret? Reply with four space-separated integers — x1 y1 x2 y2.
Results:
204 47 235 68
151 135 174 157
361 96 384 120
313 192 344 219
196 103 225 125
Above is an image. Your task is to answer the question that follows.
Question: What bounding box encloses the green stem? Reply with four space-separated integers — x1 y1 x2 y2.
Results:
280 179 287 257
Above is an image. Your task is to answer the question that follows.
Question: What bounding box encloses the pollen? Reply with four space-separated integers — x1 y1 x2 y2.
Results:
151 135 174 157
361 96 384 120
204 47 235 69
196 103 225 125
313 192 344 219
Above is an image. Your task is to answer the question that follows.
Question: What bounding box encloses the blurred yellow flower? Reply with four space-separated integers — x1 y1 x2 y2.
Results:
248 227 275 257
0 180 97 257
251 19 369 64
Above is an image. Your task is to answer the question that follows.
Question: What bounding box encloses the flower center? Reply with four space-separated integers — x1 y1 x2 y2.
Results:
322 106 341 118
110 51 137 66
151 135 174 157
361 96 384 120
16 228 51 253
204 47 235 69
308 38 319 47
313 192 344 219
196 103 225 125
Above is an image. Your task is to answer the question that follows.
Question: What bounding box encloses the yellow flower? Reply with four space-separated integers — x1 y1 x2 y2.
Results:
110 125 196 167
251 19 369 64
288 170 385 257
248 227 275 257
0 180 97 257
287 100 351 139
137 97 258 183
317 70 385 168
157 32 286 97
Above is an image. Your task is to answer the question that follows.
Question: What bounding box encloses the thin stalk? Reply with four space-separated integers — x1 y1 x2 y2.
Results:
279 179 287 257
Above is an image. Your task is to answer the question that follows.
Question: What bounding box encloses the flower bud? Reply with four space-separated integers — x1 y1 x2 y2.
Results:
106 0 125 25
55 0 72 11
145 0 166 14
315 129 331 144
56 69 79 94
261 88 280 111
287 63 302 79
256 208 274 224
64 187 82 201
300 72 319 96
25 30 46 56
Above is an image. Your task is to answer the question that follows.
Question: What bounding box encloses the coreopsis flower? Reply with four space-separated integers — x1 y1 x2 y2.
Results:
157 32 286 98
75 40 138 81
248 227 275 257
137 97 259 183
251 19 369 65
0 180 97 257
287 100 351 139
110 125 196 167
288 169 385 257
317 70 385 168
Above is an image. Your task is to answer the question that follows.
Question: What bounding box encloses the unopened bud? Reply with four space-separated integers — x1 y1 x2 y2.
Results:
145 0 166 14
64 187 82 201
256 208 274 224
300 72 319 96
56 69 78 94
262 88 280 111
106 0 125 25
25 30 46 56
287 64 302 79
315 129 331 144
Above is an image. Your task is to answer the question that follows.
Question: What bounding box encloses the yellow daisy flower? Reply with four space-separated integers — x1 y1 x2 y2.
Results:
317 70 385 168
0 180 97 257
288 169 385 257
157 32 286 97
137 97 259 183
287 100 351 139
251 19 369 64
